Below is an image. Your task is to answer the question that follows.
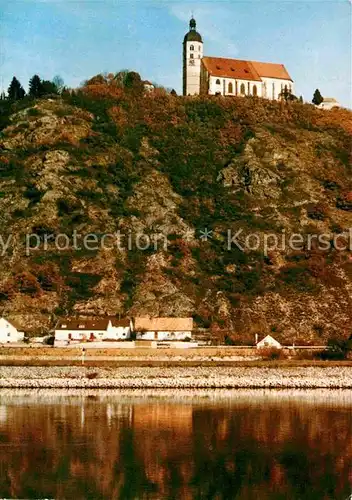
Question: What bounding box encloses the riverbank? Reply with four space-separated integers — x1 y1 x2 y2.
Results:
0 366 351 389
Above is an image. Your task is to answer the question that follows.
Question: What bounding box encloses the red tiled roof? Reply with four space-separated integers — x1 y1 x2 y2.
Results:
202 57 292 82
57 318 110 331
134 317 193 332
202 57 261 82
57 317 131 330
110 317 130 327
250 61 292 81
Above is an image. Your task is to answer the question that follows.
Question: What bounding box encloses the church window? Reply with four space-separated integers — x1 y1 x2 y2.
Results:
240 83 245 95
189 60 195 66
190 53 194 59
253 85 258 96
190 45 194 51
248 82 250 94
235 81 238 95
228 82 233 94
216 79 221 85
272 82 275 98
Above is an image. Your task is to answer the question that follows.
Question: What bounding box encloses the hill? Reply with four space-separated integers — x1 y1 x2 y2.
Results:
0 83 351 342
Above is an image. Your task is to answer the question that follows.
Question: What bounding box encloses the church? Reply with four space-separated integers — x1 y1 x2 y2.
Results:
183 18 294 99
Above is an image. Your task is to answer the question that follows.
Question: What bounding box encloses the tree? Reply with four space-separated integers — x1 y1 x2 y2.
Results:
41 80 59 95
114 69 130 88
124 71 144 94
170 89 177 96
29 74 43 97
279 85 297 102
312 89 323 106
52 75 64 93
7 76 26 100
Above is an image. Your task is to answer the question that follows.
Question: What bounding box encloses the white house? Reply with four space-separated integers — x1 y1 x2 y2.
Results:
256 335 282 349
54 317 132 345
143 80 155 92
0 318 25 343
183 18 294 99
134 317 193 341
317 97 340 110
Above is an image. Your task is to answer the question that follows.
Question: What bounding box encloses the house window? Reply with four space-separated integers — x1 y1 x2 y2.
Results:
228 82 233 94
190 45 194 51
7 332 11 337
216 79 221 85
240 83 245 95
253 85 258 96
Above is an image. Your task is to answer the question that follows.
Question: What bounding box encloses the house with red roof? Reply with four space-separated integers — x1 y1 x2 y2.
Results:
54 317 132 345
183 18 294 99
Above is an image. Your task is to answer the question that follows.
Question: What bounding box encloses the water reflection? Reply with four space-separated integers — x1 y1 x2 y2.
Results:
0 390 351 499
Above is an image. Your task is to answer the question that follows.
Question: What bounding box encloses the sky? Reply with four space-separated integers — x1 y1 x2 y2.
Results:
1 0 351 107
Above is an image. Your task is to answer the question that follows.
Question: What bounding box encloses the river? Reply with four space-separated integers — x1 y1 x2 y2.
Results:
0 389 351 499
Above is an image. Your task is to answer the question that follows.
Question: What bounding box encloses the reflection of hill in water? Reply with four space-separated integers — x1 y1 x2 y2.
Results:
0 391 351 499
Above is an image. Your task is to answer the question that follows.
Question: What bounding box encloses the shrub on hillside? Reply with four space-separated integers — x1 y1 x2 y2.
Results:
257 347 287 360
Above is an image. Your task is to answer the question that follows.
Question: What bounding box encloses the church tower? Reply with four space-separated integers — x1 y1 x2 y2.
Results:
183 17 203 96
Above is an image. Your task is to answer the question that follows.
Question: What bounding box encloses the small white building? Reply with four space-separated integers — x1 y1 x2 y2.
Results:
54 317 132 345
317 97 340 110
256 335 282 349
0 318 25 343
143 80 155 92
134 317 193 341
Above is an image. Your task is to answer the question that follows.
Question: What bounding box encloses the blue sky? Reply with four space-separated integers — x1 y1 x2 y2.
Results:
1 0 351 107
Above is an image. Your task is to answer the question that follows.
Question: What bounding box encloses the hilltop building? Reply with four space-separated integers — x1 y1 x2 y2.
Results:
317 97 340 110
183 17 294 99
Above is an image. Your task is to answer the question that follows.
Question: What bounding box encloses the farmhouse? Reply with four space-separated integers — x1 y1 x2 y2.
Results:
134 317 193 341
0 318 24 343
54 317 132 345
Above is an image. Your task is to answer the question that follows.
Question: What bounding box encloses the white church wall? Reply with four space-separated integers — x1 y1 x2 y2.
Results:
208 76 263 97
261 77 294 100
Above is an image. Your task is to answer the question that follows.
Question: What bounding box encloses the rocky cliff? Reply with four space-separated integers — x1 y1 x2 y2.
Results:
0 89 351 342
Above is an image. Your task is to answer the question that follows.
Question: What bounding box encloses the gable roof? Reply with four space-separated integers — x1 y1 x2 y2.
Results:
250 61 292 81
109 317 130 328
56 318 110 331
257 335 282 347
0 317 23 331
322 97 339 103
202 57 261 82
202 57 292 82
134 317 193 332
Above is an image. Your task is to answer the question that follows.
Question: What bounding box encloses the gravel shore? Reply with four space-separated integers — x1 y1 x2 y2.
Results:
0 366 351 389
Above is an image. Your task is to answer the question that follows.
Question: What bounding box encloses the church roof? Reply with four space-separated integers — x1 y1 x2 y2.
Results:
184 17 203 43
184 30 203 43
250 61 292 81
202 57 293 82
202 57 262 82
